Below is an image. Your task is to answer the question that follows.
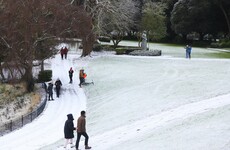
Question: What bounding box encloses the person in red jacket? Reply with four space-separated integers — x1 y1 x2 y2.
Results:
64 46 68 59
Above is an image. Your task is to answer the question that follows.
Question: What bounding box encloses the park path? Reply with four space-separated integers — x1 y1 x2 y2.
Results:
0 53 86 150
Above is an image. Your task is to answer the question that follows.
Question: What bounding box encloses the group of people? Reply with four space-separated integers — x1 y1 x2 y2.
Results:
42 45 93 149
44 67 90 101
45 78 62 101
69 67 90 87
64 111 91 150
61 46 69 60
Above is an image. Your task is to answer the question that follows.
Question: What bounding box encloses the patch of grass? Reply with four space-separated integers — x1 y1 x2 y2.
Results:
206 52 230 59
0 83 27 105
29 93 41 112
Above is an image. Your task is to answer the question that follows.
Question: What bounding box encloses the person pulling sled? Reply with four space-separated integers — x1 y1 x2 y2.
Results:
79 69 94 88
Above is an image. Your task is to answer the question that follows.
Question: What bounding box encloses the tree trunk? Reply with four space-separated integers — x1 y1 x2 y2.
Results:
112 39 119 49
81 33 95 57
0 62 5 81
23 65 34 92
112 32 124 49
41 60 44 72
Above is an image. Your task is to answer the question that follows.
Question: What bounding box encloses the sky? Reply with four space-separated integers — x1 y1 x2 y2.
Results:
0 41 230 150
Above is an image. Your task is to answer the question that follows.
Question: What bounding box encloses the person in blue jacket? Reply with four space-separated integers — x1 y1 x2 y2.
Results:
185 45 192 59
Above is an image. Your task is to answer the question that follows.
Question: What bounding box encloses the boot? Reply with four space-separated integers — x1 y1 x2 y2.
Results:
85 145 91 149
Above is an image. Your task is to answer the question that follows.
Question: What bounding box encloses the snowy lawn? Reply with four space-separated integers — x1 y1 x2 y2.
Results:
84 55 230 150
0 42 230 150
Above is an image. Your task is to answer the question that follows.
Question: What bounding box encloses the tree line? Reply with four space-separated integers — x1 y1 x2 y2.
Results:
90 0 229 46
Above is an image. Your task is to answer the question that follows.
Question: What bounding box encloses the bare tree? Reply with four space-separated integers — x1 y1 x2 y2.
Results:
86 0 139 48
0 0 102 91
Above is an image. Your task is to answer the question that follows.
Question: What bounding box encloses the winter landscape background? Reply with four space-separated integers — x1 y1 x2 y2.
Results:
0 41 230 150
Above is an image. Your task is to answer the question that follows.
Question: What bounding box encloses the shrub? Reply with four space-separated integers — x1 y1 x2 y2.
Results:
210 42 220 48
210 40 230 48
115 47 141 55
220 40 230 48
93 44 103 52
98 36 111 42
115 48 127 55
192 41 210 47
38 70 52 82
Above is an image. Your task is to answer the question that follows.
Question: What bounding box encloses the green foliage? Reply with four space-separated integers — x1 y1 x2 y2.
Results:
171 0 229 39
206 52 230 58
38 70 52 82
115 48 127 55
219 40 230 48
141 2 167 41
210 40 230 48
192 41 211 47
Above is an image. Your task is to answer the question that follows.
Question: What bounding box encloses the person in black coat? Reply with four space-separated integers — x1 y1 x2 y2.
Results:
69 67 74 83
55 78 62 98
47 82 54 101
64 114 76 148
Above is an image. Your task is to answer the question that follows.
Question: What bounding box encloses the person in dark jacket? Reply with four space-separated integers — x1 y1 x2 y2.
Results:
69 67 74 83
60 47 64 60
64 114 76 148
55 78 62 98
47 82 54 101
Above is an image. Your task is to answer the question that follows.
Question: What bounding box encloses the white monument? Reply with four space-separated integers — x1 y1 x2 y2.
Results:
141 31 147 51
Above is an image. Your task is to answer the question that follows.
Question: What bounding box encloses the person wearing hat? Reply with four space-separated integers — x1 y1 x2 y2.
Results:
64 114 76 149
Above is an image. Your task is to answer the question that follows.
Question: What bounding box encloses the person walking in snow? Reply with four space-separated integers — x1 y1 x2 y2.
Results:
185 45 192 59
69 67 74 83
187 45 192 59
55 78 62 98
185 45 189 58
64 114 76 149
64 46 68 59
60 47 65 60
47 82 54 101
75 111 91 150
